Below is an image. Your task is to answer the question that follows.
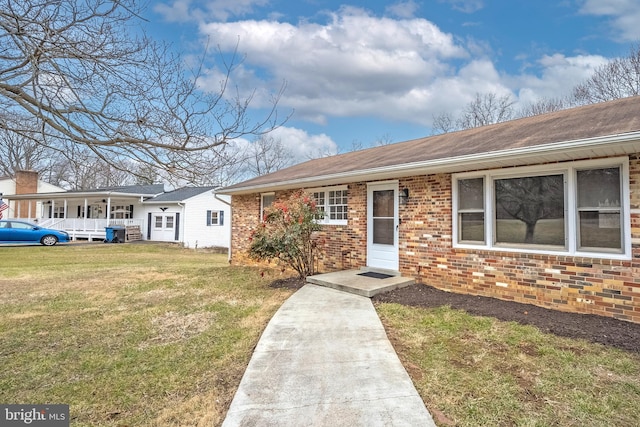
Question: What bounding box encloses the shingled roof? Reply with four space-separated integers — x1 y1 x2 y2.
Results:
145 186 217 203
220 96 640 195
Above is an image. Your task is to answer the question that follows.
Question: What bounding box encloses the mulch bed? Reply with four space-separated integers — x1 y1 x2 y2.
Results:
270 278 640 353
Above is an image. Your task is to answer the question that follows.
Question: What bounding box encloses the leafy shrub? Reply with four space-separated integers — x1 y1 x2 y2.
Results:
249 191 324 279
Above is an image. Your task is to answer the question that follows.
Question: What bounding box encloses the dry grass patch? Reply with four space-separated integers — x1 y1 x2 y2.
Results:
140 311 217 348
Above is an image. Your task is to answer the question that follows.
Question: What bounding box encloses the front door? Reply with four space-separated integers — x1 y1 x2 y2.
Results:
367 182 399 271
151 213 176 242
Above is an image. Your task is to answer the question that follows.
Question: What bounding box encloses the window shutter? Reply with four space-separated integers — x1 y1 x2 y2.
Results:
206 210 212 226
175 213 180 241
129 204 134 217
219 211 224 226
77 206 81 217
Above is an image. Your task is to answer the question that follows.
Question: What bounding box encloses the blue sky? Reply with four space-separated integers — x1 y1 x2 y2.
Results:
146 0 640 161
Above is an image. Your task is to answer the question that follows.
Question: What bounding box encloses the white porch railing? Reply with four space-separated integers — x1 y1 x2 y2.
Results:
38 218 144 241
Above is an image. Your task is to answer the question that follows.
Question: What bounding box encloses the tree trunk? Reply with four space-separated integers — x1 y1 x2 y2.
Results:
524 222 537 244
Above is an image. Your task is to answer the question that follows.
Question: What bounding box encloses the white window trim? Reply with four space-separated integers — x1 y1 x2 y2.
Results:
452 157 631 260
308 185 348 226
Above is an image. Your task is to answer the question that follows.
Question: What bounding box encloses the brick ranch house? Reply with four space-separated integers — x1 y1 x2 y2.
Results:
220 96 640 324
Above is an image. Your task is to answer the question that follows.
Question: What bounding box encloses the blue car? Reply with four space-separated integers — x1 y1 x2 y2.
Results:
0 220 71 246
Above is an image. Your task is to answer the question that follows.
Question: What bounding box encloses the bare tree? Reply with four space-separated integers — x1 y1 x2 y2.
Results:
518 97 573 118
0 113 48 176
457 92 515 129
371 133 394 147
0 0 286 182
245 135 294 176
431 111 456 135
573 44 640 104
51 149 136 190
133 163 161 186
430 92 515 135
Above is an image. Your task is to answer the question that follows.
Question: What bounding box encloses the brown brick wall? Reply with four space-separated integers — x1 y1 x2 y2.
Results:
231 155 640 323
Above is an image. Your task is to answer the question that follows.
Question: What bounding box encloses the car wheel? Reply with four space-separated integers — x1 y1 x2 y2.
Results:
41 235 59 246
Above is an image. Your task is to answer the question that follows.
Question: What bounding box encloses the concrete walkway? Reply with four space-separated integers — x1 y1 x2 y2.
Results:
222 284 436 427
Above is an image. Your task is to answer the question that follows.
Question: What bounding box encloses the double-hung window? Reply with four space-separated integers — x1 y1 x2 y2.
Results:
207 210 224 226
453 158 630 259
310 186 348 225
576 167 622 251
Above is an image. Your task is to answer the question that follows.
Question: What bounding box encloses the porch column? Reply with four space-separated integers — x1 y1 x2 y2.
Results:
106 197 111 226
64 199 68 218
84 198 88 231
51 200 55 218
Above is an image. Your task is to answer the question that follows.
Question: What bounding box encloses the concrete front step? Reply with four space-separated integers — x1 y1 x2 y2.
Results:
306 268 415 298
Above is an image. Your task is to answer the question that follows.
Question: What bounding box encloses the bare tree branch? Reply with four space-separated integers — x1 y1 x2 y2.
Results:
457 92 515 129
517 97 573 118
0 0 288 180
573 44 640 104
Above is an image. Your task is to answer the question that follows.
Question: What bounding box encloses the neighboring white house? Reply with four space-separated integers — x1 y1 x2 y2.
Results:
4 184 231 249
141 187 231 249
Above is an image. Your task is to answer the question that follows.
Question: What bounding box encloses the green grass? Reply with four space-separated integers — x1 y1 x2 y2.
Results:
376 303 640 427
0 243 295 426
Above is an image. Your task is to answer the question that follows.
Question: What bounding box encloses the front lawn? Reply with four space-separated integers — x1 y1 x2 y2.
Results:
2 243 639 426
0 243 294 426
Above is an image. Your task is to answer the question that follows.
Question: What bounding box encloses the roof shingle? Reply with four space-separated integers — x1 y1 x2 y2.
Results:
221 96 640 194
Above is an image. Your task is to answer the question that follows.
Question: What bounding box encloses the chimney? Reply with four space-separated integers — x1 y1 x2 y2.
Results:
15 170 38 218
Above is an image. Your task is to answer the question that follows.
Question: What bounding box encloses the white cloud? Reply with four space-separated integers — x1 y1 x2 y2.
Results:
226 126 337 174
439 0 484 14
386 1 420 18
191 5 624 132
579 0 640 41
268 127 338 160
154 0 269 22
199 7 468 123
512 54 610 106
154 0 193 23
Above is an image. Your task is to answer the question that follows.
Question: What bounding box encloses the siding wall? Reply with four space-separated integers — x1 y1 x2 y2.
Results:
182 193 231 249
231 154 640 323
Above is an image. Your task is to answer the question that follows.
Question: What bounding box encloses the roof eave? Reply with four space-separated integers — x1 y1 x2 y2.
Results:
4 191 158 200
219 132 640 195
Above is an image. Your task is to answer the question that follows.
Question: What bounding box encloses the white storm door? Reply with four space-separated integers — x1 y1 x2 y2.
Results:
367 182 399 271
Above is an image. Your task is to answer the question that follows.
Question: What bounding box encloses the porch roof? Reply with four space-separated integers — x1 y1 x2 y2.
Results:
5 184 166 201
219 96 640 195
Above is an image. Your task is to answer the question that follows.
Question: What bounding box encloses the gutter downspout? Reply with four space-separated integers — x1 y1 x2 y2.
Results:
214 192 232 263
